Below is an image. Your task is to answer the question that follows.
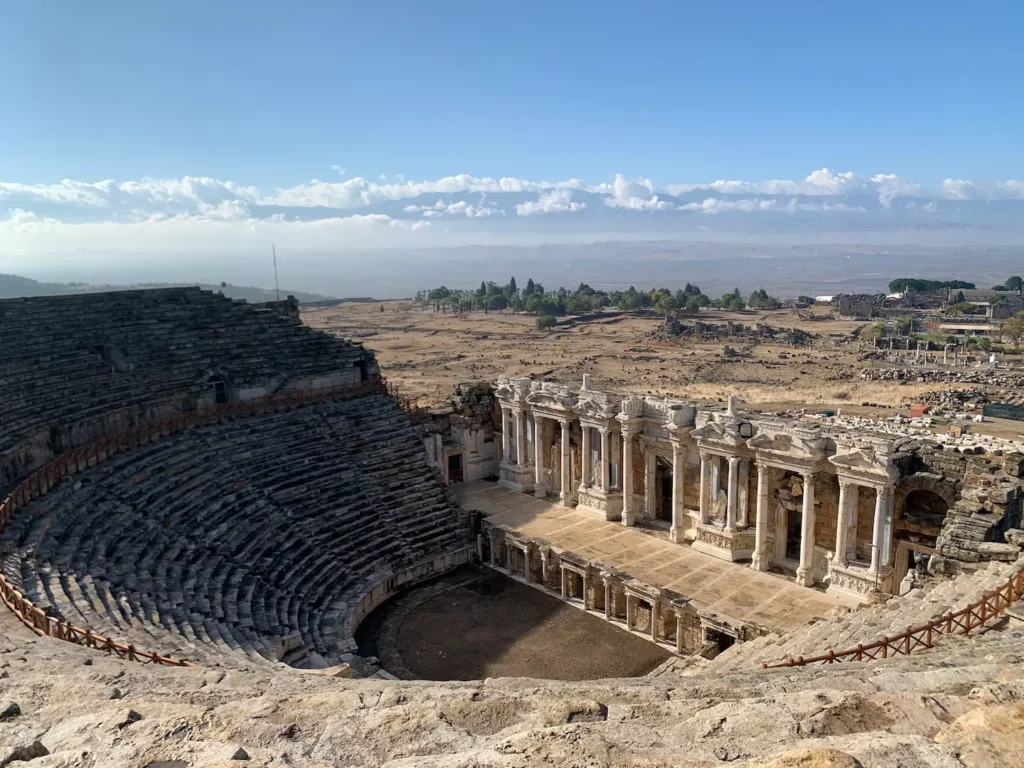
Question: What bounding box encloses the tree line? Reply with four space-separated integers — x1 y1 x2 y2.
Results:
414 278 790 317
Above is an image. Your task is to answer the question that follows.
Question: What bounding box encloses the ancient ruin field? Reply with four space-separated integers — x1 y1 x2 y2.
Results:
303 300 941 413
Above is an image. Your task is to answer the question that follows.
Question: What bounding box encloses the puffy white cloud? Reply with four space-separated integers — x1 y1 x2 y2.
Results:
599 174 673 211
3 168 1024 255
404 198 502 218
667 168 928 207
515 190 586 216
941 178 1024 200
680 198 779 214
0 207 427 253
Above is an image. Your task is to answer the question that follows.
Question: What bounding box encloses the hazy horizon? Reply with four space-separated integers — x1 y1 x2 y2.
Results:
3 3 1022 299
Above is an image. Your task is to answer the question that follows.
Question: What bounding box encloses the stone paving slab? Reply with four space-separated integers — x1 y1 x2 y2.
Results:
455 481 855 633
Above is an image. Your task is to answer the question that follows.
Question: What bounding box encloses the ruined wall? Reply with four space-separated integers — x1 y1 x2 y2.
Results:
931 452 1024 575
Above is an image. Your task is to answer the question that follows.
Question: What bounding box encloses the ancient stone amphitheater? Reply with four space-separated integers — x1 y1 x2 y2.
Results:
0 288 1022 767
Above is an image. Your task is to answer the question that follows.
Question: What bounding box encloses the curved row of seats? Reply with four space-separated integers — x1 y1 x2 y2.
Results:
0 393 467 667
0 288 373 485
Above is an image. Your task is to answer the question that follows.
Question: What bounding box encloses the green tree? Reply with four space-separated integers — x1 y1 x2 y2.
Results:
654 294 679 314
535 315 558 330
1002 314 1024 348
894 315 915 335
524 278 537 296
1006 276 1023 294
509 276 517 295
487 295 508 313
955 290 966 304
476 280 487 297
862 321 886 341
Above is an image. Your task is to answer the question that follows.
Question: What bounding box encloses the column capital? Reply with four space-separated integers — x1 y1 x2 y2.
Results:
801 470 817 482
838 478 858 491
727 455 742 467
699 449 712 462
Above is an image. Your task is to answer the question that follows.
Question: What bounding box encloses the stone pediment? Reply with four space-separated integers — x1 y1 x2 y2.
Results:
748 428 825 460
829 447 894 481
526 390 577 412
494 383 515 402
692 419 748 450
574 396 620 421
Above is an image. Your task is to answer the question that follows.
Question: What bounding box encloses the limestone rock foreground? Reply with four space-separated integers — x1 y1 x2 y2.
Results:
0 606 1021 767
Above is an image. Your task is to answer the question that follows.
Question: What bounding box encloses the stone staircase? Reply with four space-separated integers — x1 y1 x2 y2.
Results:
651 558 1024 679
0 393 469 669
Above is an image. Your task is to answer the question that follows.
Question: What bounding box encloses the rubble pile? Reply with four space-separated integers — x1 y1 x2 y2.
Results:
859 367 1024 387
916 387 990 410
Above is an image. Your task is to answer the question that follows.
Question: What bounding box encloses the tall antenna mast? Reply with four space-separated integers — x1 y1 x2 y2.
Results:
272 243 280 301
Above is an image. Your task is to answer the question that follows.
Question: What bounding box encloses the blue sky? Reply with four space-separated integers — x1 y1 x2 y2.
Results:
2 0 1023 263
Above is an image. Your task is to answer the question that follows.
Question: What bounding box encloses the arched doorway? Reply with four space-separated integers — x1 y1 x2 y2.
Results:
207 374 229 405
893 488 950 588
903 489 949 528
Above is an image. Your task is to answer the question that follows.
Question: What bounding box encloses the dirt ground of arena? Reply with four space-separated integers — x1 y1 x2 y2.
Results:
361 567 670 681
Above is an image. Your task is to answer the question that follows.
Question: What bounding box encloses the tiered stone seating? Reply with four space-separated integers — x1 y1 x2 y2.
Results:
659 558 1024 678
0 393 467 667
0 288 373 489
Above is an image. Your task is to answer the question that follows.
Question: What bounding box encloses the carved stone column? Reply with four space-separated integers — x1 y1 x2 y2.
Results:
870 485 893 572
599 427 611 492
796 472 817 587
501 407 511 462
559 419 572 506
725 456 740 531
649 598 660 643
580 425 592 487
751 462 770 571
621 429 635 526
560 564 568 599
835 480 855 566
534 415 545 498
602 572 613 621
699 451 711 524
515 408 527 468
670 439 685 542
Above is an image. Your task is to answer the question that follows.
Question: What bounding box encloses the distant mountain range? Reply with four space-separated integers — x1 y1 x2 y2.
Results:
0 274 336 304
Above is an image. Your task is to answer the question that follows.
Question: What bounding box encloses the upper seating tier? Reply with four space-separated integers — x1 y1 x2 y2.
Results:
0 287 377 490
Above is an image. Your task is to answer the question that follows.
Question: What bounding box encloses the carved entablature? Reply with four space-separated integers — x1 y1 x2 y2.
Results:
692 412 754 456
620 395 645 419
574 390 621 425
643 398 696 426
828 444 897 489
525 381 578 418
495 376 534 408
747 421 828 473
